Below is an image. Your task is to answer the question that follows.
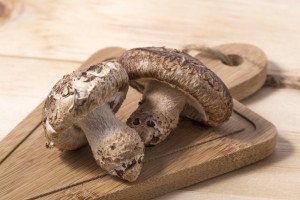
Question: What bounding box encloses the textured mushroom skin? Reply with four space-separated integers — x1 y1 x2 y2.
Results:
42 61 145 181
43 62 128 136
119 47 233 126
127 109 176 145
96 127 144 180
77 105 144 182
127 80 186 145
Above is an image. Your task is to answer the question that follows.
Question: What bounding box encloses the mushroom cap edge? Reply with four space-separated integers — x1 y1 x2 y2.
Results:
118 47 233 126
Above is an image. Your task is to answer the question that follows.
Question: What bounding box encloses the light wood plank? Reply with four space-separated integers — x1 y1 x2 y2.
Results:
0 0 299 73
243 87 300 133
156 190 274 200
0 56 79 139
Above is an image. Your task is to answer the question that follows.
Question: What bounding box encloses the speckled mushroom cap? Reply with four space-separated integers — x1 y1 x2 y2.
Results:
118 47 233 126
43 61 129 148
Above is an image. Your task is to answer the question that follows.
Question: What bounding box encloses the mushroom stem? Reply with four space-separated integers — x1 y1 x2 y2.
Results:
127 80 186 145
77 104 144 182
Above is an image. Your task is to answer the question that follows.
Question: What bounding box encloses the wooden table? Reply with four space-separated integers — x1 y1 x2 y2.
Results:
0 0 299 199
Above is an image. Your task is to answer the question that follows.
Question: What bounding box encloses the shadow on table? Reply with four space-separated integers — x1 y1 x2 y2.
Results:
241 60 300 103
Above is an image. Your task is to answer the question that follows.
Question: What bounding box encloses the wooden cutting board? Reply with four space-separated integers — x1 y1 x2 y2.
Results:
0 44 277 200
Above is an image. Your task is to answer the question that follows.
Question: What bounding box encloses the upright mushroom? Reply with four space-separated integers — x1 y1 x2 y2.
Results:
43 61 144 182
119 47 233 146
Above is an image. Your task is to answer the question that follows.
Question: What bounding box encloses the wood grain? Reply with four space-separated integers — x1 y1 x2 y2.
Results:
0 1 299 199
0 99 277 200
0 0 299 74
0 46 276 199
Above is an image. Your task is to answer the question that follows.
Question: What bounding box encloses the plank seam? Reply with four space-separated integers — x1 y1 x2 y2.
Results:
0 121 42 165
144 128 245 163
27 127 245 199
26 175 108 200
0 53 83 64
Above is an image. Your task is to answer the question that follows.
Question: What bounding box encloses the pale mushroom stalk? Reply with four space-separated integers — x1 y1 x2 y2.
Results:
77 104 143 181
128 80 186 145
43 61 145 182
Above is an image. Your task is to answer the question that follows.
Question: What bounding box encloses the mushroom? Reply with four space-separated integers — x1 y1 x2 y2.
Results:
118 47 233 146
42 61 144 182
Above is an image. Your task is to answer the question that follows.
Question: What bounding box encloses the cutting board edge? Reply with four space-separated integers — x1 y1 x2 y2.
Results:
0 102 43 163
44 101 278 200
50 122 277 200
98 104 278 200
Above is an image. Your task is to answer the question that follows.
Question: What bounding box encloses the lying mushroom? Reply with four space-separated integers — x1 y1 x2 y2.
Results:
42 61 144 182
118 47 233 146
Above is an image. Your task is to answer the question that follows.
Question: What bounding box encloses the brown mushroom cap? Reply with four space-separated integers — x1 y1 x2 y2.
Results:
43 61 129 149
118 47 233 126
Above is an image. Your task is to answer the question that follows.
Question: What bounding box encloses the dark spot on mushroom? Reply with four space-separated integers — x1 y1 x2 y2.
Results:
109 101 115 109
115 169 124 177
110 144 116 150
125 159 137 170
132 118 140 125
133 143 141 150
146 119 155 127
87 65 98 71
138 101 143 105
81 72 87 76
118 84 128 94
53 112 59 121
73 125 82 131
138 156 143 163
146 144 155 147
150 135 160 144
122 163 126 168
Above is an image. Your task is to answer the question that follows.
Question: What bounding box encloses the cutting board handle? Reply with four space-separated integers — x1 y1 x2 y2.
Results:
183 43 267 100
79 43 267 100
